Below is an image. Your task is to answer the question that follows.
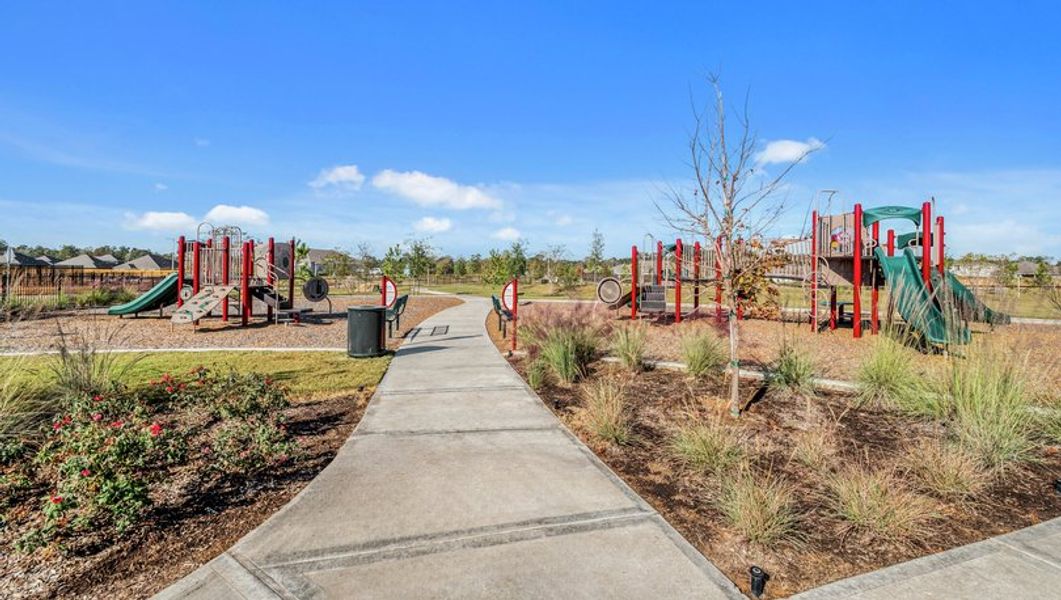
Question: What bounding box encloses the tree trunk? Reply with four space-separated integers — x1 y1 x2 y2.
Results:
727 294 741 417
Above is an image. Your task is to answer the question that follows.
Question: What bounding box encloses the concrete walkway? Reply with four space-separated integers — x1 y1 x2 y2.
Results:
157 298 743 599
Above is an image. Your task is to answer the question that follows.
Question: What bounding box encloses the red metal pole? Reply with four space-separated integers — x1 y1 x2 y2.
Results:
936 216 945 277
871 221 880 335
630 245 638 320
288 238 296 308
176 236 186 307
222 236 230 321
810 210 818 332
511 278 518 352
887 229 895 257
674 239 682 323
693 241 701 309
921 201 932 289
192 241 201 296
241 242 250 326
267 237 275 322
655 240 663 286
853 203 863 338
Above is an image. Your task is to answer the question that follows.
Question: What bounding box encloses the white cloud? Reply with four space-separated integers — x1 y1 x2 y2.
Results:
372 169 501 210
310 164 366 191
548 210 573 226
153 182 168 192
194 138 211 147
204 204 270 227
755 137 825 165
124 211 197 232
413 216 453 233
491 226 522 241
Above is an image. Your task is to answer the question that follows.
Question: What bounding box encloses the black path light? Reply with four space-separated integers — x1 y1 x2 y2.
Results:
1054 479 1061 495
750 565 768 598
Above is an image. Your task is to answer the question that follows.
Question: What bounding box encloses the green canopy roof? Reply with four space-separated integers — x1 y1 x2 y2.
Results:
861 205 922 227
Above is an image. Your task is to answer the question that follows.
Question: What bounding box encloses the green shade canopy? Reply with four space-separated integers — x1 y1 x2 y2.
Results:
861 205 922 227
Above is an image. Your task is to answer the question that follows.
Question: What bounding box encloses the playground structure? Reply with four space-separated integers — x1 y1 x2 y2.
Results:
109 223 301 326
597 201 1008 346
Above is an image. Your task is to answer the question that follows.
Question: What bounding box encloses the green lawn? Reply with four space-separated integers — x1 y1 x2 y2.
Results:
1 351 390 402
428 282 597 300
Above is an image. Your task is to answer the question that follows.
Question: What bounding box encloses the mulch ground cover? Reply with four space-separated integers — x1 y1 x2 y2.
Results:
0 390 371 599
513 360 1061 598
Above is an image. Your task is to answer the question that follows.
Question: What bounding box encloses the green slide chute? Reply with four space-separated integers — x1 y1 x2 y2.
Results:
107 273 180 316
935 270 1010 325
874 247 970 345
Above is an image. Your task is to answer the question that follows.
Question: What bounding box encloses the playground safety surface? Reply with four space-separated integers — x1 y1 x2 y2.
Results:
0 295 463 354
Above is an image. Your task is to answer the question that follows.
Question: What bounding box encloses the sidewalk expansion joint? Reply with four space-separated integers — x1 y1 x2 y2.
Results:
376 384 528 396
258 507 654 572
353 425 559 437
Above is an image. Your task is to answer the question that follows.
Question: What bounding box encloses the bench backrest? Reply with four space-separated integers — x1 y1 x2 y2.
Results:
491 295 502 313
393 294 409 315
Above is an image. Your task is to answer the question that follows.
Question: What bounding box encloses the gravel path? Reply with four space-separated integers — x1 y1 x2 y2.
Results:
0 295 463 353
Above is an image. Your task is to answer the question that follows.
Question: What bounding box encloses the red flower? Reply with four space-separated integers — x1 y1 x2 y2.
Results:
81 468 91 477
265 377 272 386
179 383 186 390
165 386 175 393
53 421 63 432
110 420 124 429
91 412 103 422
92 394 102 402
50 494 63 505
149 422 163 437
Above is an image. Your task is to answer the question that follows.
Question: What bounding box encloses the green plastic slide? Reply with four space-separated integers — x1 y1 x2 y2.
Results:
936 270 1010 325
107 273 180 316
873 248 970 345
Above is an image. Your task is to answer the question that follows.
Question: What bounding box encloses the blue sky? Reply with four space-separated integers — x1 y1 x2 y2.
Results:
1 1 1059 259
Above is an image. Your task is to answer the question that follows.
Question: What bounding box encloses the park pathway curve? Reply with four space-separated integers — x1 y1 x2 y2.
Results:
158 297 743 599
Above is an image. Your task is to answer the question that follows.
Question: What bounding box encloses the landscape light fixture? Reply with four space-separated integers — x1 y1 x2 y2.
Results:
749 565 768 598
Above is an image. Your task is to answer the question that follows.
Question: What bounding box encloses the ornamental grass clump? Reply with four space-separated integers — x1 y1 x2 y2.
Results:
903 440 988 500
580 379 632 445
719 472 802 545
680 329 726 377
828 465 934 541
856 336 937 416
670 418 744 475
770 338 815 396
611 323 648 371
522 305 610 385
943 345 1035 471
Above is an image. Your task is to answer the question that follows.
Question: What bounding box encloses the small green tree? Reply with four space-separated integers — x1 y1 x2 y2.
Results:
404 238 435 283
507 241 528 279
381 244 405 282
1033 260 1052 288
453 257 467 277
586 229 606 277
995 259 1018 287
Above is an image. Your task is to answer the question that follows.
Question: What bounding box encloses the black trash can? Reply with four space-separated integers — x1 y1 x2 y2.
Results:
347 305 386 357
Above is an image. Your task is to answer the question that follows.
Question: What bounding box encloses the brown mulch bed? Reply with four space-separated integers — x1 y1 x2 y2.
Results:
508 302 1061 385
1 295 463 353
514 360 1061 598
0 390 373 600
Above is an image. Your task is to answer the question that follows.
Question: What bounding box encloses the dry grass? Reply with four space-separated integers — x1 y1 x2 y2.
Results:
719 472 803 545
669 417 744 475
579 379 632 445
791 428 837 471
828 465 935 541
903 440 989 500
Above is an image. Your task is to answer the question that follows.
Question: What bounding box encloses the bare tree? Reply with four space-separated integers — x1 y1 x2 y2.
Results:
657 75 818 417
